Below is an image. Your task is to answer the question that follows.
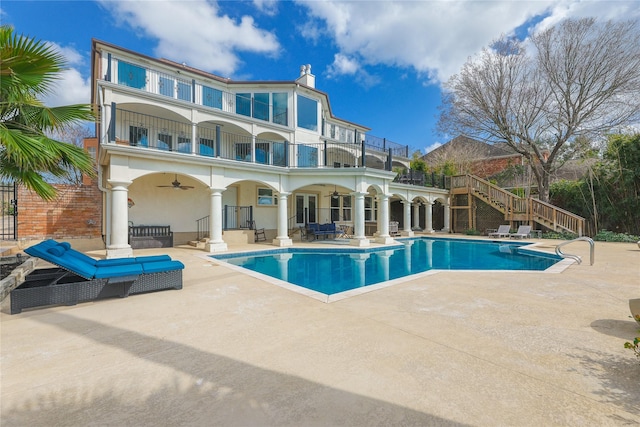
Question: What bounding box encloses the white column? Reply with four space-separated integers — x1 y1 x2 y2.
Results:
206 188 228 252
401 200 414 237
375 194 394 244
350 192 370 247
103 103 112 143
274 192 293 247
413 203 421 230
425 201 434 233
106 179 133 259
251 135 256 163
191 122 197 154
443 201 450 233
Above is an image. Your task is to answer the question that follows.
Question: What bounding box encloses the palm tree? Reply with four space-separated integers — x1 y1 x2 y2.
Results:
0 26 96 200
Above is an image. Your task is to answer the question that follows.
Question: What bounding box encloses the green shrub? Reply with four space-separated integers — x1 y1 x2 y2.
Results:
542 231 578 240
593 230 640 242
464 229 481 235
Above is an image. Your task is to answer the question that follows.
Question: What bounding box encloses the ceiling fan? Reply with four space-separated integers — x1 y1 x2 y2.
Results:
325 185 347 199
157 174 194 190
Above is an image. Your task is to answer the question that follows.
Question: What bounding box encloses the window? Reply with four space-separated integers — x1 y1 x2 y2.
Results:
364 196 377 221
159 76 174 97
258 188 277 205
199 138 215 156
272 141 286 166
157 133 172 151
177 136 191 153
235 143 251 161
236 93 251 117
202 86 222 109
273 93 288 126
297 94 318 131
177 81 191 102
129 126 148 147
342 195 352 221
253 93 269 121
297 144 318 167
118 61 146 89
330 195 352 222
255 142 270 164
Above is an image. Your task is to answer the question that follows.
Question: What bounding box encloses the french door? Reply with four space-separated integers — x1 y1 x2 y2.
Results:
295 193 317 226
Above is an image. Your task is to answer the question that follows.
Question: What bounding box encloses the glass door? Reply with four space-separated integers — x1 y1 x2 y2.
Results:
295 194 317 226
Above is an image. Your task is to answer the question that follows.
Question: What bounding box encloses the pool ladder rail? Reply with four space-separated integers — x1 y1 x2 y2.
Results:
555 236 595 265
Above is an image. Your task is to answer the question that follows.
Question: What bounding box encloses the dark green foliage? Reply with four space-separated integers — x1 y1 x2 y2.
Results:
550 133 640 236
593 230 640 243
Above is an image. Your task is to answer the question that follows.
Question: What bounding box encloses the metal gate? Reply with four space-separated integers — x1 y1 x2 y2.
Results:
0 182 17 240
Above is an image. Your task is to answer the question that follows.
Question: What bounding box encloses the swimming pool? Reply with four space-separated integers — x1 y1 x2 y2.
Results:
211 237 562 299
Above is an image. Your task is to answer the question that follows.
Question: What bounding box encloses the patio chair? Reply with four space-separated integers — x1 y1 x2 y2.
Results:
389 221 400 237
248 220 266 242
11 239 183 314
488 225 511 238
510 225 532 239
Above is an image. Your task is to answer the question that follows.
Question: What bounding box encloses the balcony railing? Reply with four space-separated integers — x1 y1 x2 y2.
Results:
110 108 402 170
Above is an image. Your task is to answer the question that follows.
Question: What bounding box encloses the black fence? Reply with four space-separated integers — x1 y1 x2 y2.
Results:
0 182 17 240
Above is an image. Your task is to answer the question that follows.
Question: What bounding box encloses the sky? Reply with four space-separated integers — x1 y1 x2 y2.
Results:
2 0 638 154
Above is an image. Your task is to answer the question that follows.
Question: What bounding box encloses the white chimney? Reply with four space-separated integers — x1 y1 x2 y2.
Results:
295 64 315 88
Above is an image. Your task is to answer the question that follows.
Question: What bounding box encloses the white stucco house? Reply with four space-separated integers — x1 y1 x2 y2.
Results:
91 39 450 258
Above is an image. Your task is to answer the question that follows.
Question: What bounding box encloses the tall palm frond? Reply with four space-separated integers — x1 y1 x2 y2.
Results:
0 25 96 200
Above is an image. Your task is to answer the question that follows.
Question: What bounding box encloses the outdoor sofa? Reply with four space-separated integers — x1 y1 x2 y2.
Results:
10 240 183 314
306 223 339 240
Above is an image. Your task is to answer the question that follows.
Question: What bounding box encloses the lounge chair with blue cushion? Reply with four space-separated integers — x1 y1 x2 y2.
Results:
488 225 511 238
11 240 183 314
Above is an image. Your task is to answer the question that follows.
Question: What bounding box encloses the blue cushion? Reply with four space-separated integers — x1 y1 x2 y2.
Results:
94 263 144 279
65 248 99 266
47 246 66 257
95 257 137 267
141 260 185 274
135 255 172 263
58 242 71 250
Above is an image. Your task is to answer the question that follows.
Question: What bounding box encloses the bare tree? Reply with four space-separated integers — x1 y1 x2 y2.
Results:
439 18 640 201
45 124 94 184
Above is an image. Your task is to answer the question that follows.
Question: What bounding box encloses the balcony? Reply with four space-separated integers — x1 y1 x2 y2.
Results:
108 108 411 172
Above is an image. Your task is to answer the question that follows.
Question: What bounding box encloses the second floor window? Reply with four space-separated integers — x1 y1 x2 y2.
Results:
297 94 318 131
118 61 146 90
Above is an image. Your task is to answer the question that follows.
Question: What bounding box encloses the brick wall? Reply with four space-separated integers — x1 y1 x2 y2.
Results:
17 183 103 240
470 156 522 178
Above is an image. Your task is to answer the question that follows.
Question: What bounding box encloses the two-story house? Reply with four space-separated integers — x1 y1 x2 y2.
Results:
91 39 450 258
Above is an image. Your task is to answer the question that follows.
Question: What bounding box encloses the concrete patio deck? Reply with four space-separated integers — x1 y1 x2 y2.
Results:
1 237 639 426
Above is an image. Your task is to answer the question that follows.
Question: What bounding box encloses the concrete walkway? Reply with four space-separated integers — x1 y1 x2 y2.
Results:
1 238 639 426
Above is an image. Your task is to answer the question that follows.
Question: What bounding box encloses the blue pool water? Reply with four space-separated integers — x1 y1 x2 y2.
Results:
211 238 561 296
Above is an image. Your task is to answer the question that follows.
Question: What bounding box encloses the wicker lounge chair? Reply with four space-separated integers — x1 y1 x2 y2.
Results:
488 225 511 238
10 240 183 314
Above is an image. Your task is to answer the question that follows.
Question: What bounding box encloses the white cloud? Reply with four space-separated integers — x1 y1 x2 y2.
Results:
326 53 380 87
296 0 640 85
425 142 442 153
327 53 359 76
253 0 279 16
99 0 280 76
39 44 91 107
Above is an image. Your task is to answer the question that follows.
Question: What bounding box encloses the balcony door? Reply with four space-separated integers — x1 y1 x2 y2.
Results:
295 194 317 227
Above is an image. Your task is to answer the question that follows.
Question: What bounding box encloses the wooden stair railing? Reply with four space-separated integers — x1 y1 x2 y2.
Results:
450 174 584 236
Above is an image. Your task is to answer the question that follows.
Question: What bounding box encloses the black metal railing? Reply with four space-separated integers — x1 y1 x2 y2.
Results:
110 109 410 172
196 216 209 240
0 182 17 240
394 171 449 189
222 205 253 230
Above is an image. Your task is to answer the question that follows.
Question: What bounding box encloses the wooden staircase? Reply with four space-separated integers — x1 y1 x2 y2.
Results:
450 175 584 236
